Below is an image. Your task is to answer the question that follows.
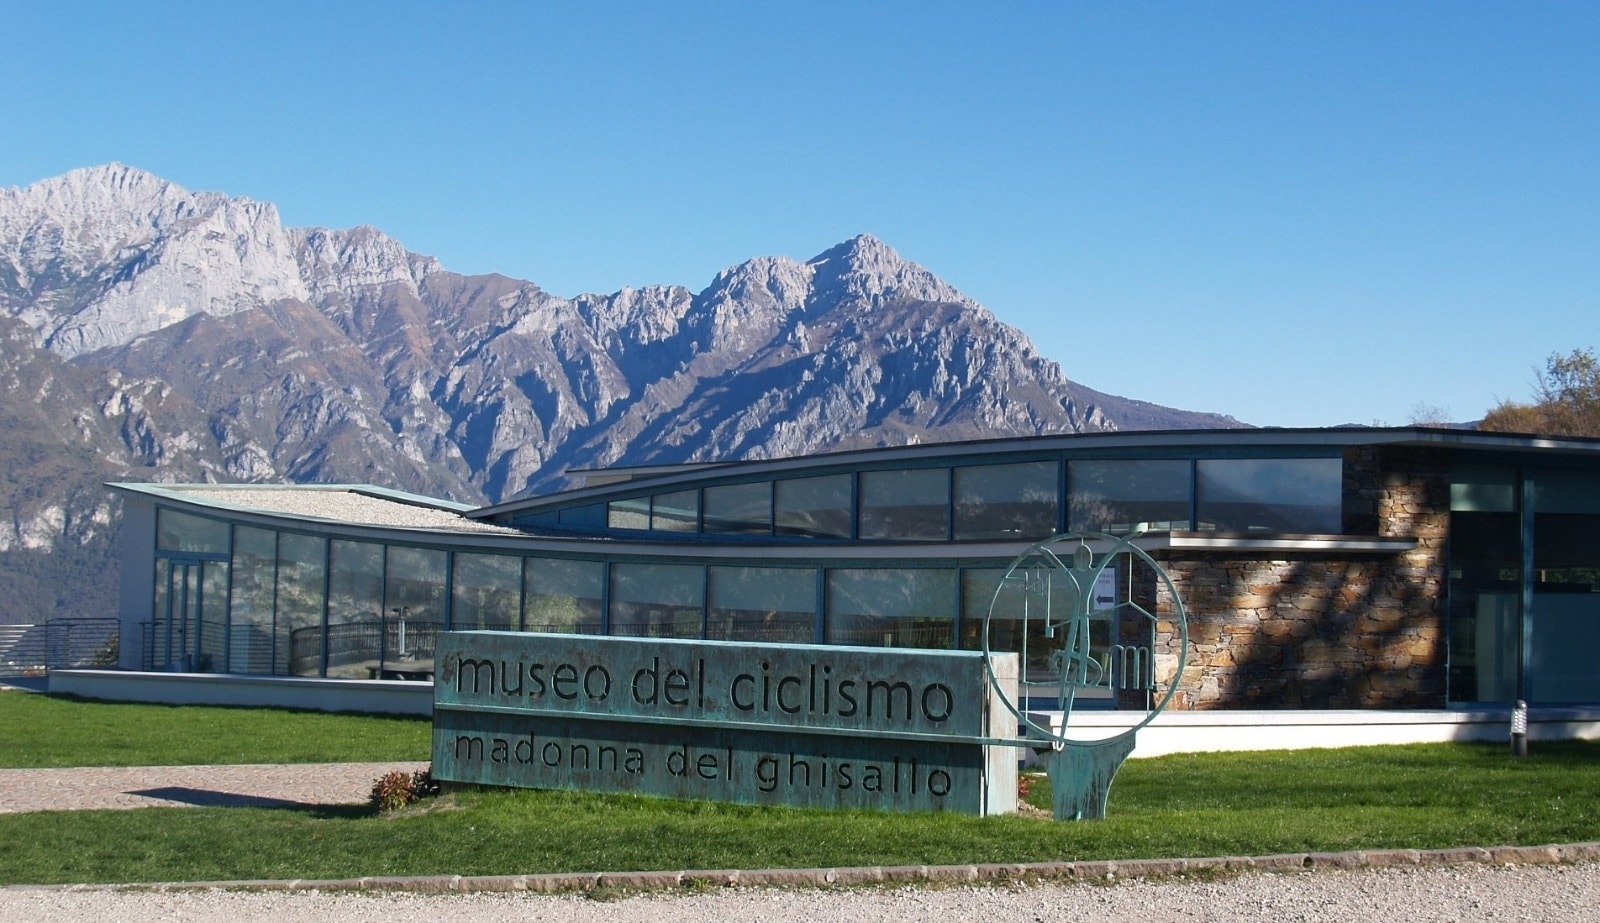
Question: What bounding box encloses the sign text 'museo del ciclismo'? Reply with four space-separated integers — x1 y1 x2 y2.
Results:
431 632 1016 815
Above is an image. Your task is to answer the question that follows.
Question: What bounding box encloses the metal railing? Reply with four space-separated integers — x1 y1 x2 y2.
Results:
0 619 120 677
291 619 444 679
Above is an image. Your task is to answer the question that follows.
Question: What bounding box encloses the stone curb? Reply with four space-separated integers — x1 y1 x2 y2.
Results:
15 842 1600 895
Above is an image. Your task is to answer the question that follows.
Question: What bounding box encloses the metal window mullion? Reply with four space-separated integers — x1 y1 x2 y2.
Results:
1519 466 1535 704
318 540 332 678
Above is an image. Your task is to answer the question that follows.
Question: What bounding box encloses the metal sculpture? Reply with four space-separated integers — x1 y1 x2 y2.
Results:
982 528 1188 820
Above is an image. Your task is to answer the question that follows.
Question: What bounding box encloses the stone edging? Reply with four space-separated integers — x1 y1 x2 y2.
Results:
16 842 1600 895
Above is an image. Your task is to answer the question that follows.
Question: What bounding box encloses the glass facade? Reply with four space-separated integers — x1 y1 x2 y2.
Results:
326 539 384 679
859 469 948 540
825 568 956 648
707 565 815 642
1069 459 1190 533
277 533 326 677
775 475 852 539
609 562 703 638
130 437 1600 712
1448 464 1520 703
136 451 1355 680
451 552 522 631
650 490 699 533
1195 458 1342 533
953 461 1058 540
703 482 771 535
1530 468 1600 704
524 558 603 634
228 526 277 673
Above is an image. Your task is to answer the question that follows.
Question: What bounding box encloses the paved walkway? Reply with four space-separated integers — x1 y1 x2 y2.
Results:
0 762 429 814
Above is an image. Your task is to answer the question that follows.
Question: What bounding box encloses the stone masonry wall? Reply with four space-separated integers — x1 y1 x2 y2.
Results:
1148 447 1450 709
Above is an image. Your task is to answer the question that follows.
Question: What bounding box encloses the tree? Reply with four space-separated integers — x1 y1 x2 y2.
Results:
1480 348 1600 437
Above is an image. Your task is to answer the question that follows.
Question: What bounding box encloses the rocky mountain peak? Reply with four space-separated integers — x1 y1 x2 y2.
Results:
805 233 966 311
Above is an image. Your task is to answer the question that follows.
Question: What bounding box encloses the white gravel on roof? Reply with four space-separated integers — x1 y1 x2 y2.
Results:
179 488 521 534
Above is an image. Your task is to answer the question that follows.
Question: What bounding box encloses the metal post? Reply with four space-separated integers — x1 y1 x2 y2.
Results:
1511 698 1528 757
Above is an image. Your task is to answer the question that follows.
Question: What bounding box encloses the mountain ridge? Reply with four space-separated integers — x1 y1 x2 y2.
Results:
0 164 1244 620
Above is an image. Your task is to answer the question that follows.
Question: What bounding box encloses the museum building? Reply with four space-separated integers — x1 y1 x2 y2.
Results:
103 427 1600 716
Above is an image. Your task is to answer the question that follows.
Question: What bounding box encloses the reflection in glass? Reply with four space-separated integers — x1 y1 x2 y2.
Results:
651 490 699 532
452 552 522 630
1448 509 1520 703
953 462 1059 540
157 508 230 553
524 558 603 634
276 532 327 677
825 568 955 648
1069 459 1190 533
858 469 948 540
610 562 703 638
382 546 445 676
703 482 771 534
198 561 228 673
326 540 384 679
959 568 1053 678
228 526 277 673
708 566 816 642
1530 468 1600 702
1195 458 1341 533
607 497 650 530
775 475 852 539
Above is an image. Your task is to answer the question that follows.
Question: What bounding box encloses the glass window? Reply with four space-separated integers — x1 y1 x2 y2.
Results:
825 568 955 649
703 482 771 534
775 475 852 539
707 566 816 643
524 558 603 634
953 461 1059 540
1448 508 1521 703
651 489 699 532
1453 464 1518 512
607 497 650 530
228 526 277 674
1530 468 1600 703
858 469 948 540
959 568 1062 687
1195 458 1342 533
1069 459 1191 533
197 561 228 673
1534 467 1600 514
326 540 384 680
382 546 445 674
609 562 703 638
156 508 230 554
452 552 522 631
276 533 326 677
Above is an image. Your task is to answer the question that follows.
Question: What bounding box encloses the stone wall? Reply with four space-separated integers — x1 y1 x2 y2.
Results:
1149 447 1450 710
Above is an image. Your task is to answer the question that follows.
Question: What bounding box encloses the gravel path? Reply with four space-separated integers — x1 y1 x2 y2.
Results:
0 762 429 813
5 862 1600 922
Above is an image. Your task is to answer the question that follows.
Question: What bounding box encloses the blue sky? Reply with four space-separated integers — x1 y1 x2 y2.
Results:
4 2 1596 427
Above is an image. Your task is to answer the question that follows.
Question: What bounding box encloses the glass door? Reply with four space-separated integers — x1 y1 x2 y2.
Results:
153 558 202 671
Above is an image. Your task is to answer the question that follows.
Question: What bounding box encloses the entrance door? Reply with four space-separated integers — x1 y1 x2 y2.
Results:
153 559 203 671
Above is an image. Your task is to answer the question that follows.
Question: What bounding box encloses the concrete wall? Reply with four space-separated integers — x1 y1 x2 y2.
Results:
116 499 156 671
49 669 433 715
1033 706 1600 758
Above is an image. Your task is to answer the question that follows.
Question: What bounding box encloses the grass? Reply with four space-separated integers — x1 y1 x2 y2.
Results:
1 696 1597 887
0 692 430 767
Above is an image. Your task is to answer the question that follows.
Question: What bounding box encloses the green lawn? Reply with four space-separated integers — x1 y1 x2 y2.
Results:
0 692 430 766
1 690 1597 887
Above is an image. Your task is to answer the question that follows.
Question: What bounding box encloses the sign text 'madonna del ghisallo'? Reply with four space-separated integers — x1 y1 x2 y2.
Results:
434 632 985 737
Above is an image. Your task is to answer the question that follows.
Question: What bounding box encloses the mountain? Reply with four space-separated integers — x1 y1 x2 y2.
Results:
0 164 1243 620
